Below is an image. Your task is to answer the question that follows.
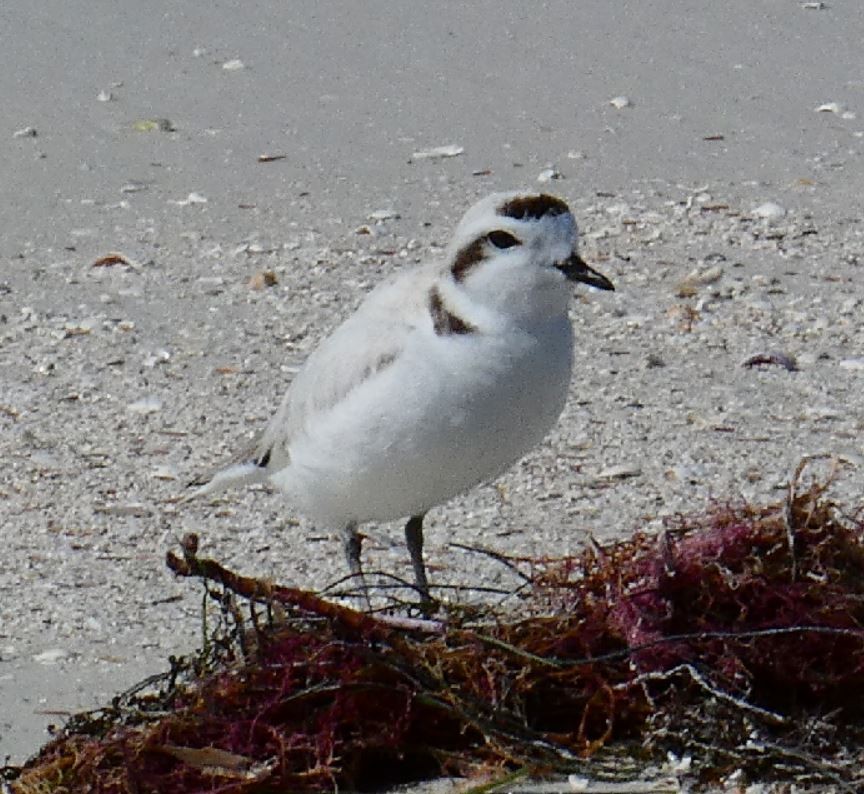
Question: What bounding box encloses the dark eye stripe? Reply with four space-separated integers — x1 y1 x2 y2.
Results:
487 230 520 249
497 194 569 220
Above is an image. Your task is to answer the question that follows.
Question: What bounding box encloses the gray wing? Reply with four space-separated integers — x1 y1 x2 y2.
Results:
184 264 434 499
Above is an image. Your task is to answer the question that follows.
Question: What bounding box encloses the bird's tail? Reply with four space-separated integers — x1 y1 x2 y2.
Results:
181 457 269 503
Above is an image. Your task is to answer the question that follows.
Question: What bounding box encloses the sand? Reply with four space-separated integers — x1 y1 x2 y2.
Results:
2 0 863 775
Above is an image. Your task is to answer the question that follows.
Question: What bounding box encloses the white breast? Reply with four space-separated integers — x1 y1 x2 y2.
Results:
269 312 574 526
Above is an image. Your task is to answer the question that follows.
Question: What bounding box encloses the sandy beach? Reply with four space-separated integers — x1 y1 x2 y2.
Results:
2 0 863 775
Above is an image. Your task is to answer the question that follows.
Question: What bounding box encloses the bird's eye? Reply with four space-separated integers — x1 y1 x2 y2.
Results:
487 230 520 249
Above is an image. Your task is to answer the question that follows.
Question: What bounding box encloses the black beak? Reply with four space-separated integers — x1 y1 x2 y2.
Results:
556 252 615 291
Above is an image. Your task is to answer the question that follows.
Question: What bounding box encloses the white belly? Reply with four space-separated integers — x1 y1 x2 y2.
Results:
270 317 574 526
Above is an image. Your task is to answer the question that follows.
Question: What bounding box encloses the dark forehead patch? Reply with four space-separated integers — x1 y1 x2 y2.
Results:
497 194 569 220
450 237 486 282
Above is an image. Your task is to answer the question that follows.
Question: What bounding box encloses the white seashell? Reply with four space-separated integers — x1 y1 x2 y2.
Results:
815 102 845 114
368 209 400 221
143 350 171 368
151 465 179 481
609 95 633 109
597 464 642 481
536 167 562 183
168 192 208 206
411 144 464 160
127 396 163 414
752 201 786 221
222 58 245 71
34 649 70 664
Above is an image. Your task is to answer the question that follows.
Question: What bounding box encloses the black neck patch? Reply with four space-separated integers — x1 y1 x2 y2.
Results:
429 287 476 335
497 194 569 221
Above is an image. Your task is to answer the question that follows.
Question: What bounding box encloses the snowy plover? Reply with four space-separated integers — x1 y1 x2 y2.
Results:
187 191 613 602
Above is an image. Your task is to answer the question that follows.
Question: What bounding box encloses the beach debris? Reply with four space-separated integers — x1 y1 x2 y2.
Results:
33 648 70 665
596 463 642 481
368 208 400 221
127 396 163 415
839 357 864 371
537 167 563 183
751 201 787 222
11 479 864 791
12 126 37 138
257 153 287 163
609 95 633 109
132 118 175 133
742 351 799 371
151 465 179 481
168 192 208 206
92 252 134 268
247 270 278 290
411 144 464 161
675 265 724 297
143 350 171 368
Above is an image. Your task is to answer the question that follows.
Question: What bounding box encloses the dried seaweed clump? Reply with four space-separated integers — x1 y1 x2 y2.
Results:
6 480 864 792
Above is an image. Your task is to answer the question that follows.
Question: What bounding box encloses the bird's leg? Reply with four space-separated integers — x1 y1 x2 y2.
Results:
404 514 434 610
341 522 370 609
